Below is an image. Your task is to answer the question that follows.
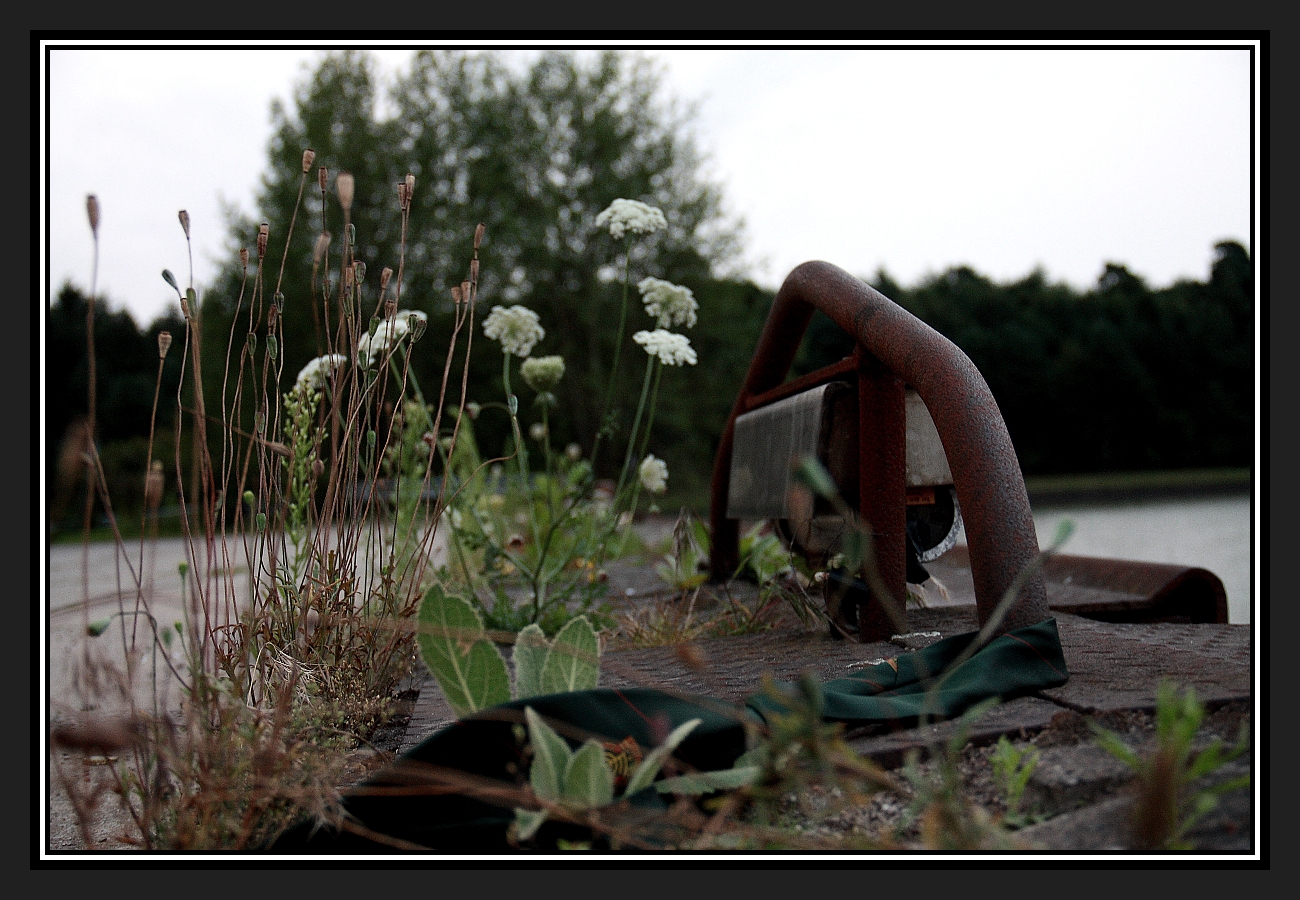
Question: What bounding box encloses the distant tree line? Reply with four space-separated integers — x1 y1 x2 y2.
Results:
796 240 1254 476
46 237 1253 528
44 49 1254 529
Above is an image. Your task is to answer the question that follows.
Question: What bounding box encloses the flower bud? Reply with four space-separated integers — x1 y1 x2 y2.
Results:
178 210 191 240
257 223 269 260
86 195 100 237
336 172 355 212
311 459 325 478
353 261 366 284
157 331 172 359
313 233 330 267
272 290 285 312
408 313 426 341
180 296 191 320
302 148 316 173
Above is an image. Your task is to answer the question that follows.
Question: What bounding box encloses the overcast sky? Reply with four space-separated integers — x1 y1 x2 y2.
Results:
42 39 1257 327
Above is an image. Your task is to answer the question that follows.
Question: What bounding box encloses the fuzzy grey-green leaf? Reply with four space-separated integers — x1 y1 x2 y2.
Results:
540 614 600 695
525 706 572 802
512 623 549 701
563 739 615 808
416 584 511 718
624 718 701 797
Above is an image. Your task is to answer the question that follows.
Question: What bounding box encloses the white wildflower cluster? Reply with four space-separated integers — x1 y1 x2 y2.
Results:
294 353 348 395
483 304 545 358
359 310 426 365
638 454 668 495
638 277 697 330
520 355 565 392
633 329 697 367
595 199 667 240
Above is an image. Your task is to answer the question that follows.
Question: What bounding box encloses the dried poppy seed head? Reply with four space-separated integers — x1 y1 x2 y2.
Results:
313 233 330 267
239 248 249 271
180 296 191 320
86 195 100 237
337 172 355 212
462 281 472 302
470 258 479 283
353 261 366 284
302 148 315 173
257 223 269 260
474 223 485 249
157 331 172 359
396 182 408 209
450 285 462 305
178 210 191 240
384 298 396 319
380 266 393 291
405 173 415 200
318 165 328 193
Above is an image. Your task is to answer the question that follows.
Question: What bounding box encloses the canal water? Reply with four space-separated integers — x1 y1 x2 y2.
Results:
960 493 1255 625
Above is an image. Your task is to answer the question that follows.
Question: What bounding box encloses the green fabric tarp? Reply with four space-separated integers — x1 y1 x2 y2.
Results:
267 617 1067 853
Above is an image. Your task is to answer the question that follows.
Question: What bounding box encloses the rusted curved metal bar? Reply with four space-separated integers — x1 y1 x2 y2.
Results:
710 260 1051 637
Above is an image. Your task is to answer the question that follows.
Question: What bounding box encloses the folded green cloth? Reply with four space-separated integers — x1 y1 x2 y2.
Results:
268 618 1068 853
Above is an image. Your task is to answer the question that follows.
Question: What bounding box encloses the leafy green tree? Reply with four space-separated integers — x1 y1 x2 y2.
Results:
200 49 745 489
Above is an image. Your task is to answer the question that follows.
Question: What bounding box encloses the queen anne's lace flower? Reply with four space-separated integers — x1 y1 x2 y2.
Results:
358 310 426 365
639 454 668 495
638 277 697 330
595 199 667 240
294 354 348 394
483 304 545 358
633 329 697 366
520 355 565 392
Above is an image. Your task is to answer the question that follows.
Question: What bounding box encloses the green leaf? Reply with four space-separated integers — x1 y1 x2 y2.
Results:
416 584 511 718
656 765 761 795
540 615 600 695
562 739 615 808
512 807 548 842
1089 722 1142 770
525 706 572 802
512 623 549 701
87 618 112 637
793 454 839 500
624 718 701 797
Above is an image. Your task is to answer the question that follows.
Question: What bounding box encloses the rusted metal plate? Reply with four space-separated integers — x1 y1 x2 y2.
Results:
726 382 847 520
926 545 1229 624
1039 613 1251 712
